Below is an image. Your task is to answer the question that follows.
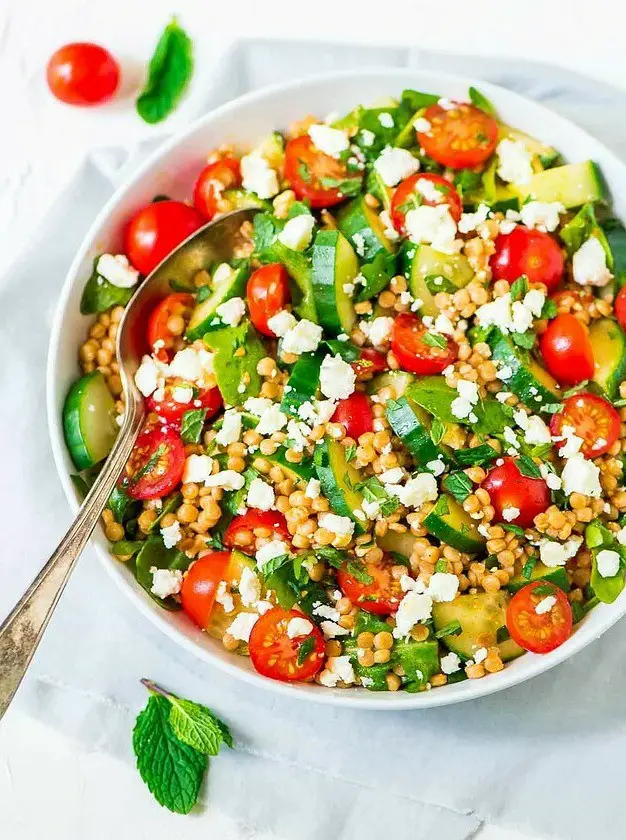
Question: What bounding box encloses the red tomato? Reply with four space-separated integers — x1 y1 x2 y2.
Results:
125 200 204 276
390 173 462 234
249 607 326 682
284 135 360 208
391 313 458 375
146 383 222 425
615 286 626 333
550 393 620 458
147 293 195 360
125 427 185 500
246 264 291 336
331 391 374 440
193 158 241 220
481 457 551 529
338 555 404 615
538 313 594 386
506 581 573 654
181 551 232 629
416 102 498 169
352 348 389 380
224 510 291 553
490 227 564 292
46 42 120 106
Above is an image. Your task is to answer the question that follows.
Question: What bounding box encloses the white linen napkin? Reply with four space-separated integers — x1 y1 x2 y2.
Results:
2 40 626 840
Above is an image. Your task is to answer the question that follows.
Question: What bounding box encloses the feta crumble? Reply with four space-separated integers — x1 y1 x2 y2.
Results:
404 204 460 255
413 116 432 133
256 404 288 436
388 473 438 509
215 581 235 613
97 253 139 288
378 112 394 128
596 549 621 578
319 656 355 687
308 124 350 158
227 612 259 642
374 146 420 187
572 236 613 287
365 316 395 347
519 200 565 232
393 590 433 638
216 296 246 327
286 616 314 638
240 151 279 199
561 453 602 498
427 572 459 602
318 512 355 537
238 566 262 607
458 204 490 234
160 520 182 549
282 319 323 354
255 539 290 570
182 454 214 485
320 354 356 400
246 477 275 511
440 651 461 674
496 138 533 184
535 595 557 615
267 309 298 337
204 470 246 491
502 506 521 522
215 409 242 446
150 567 183 599
277 214 315 251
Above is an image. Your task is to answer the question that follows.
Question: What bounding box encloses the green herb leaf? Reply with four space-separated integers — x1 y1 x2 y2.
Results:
430 418 446 446
563 381 588 398
511 330 536 350
313 545 345 568
196 284 212 303
136 18 194 124
111 539 144 557
517 455 542 479
502 523 525 537
509 276 529 301
442 472 473 504
345 559 374 585
169 697 231 756
435 620 462 639
204 318 264 405
180 409 208 445
455 444 498 467
358 476 398 517
496 626 511 643
533 582 557 597
80 257 134 315
453 168 483 196
468 86 497 116
422 332 447 349
541 298 558 320
296 636 317 666
345 444 357 463
260 553 291 577
539 402 562 415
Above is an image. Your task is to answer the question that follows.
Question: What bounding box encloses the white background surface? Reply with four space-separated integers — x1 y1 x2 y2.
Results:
1 0 624 837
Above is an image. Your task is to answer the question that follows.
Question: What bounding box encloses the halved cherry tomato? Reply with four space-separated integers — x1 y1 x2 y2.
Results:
352 347 389 379
224 510 291 554
147 293 195 360
193 158 241 220
249 607 326 682
284 135 361 208
181 551 232 629
331 391 374 440
146 383 222 425
481 456 551 529
46 42 120 106
550 392 620 458
416 102 498 169
615 286 626 333
125 427 185 500
125 200 204 276
490 227 564 292
390 173 462 234
247 264 291 336
538 313 594 386
391 313 458 375
338 555 404 615
506 581 573 654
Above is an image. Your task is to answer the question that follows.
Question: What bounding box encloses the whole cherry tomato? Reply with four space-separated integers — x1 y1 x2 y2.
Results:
481 456 551 529
539 313 594 386
490 227 564 292
46 42 120 105
125 200 204 276
331 391 374 440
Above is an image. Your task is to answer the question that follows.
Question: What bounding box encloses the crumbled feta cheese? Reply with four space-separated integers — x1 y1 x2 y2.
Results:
498 365 513 381
415 177 444 204
135 355 162 397
343 282 355 297
379 209 400 242
308 123 350 158
502 506 520 522
286 419 311 452
361 499 381 519
427 572 459 602
496 138 533 184
523 289 546 318
182 454 214 485
366 316 395 347
171 386 193 404
617 527 626 546
255 539 290 570
351 233 367 258
215 580 235 613
496 392 513 404
150 567 183 599
306 478 321 499
321 621 350 639
378 112 394 128
597 549 621 578
320 354 356 400
215 409 242 446
561 453 602 497
451 378 479 420
539 463 562 491
240 151 279 199
388 473 438 509
282 319 323 354
400 574 425 592
475 291 540 336
318 512 355 537
267 309 297 337
524 416 551 445
392 590 433 638
97 253 139 288
286 616 315 638
458 204 490 234
440 651 461 674
227 612 259 642
243 397 273 416
520 201 565 232
572 236 613 287
160 520 182 549
374 146 420 187
256 404 288 436
313 603 341 622
212 263 234 286
168 347 214 385
277 214 315 251
319 656 355 687
426 458 446 476
413 116 432 133
535 595 557 615
216 296 246 327
473 647 488 664
405 204 460 255
503 426 519 450
433 313 455 335
553 424 584 459
246 477 275 511
359 128 376 146
204 470 246 491
378 467 404 484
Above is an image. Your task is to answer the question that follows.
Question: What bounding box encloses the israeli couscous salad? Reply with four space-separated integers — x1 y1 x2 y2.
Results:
63 85 626 692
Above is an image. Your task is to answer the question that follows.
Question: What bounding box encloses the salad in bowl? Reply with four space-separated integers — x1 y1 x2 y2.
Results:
61 82 626 694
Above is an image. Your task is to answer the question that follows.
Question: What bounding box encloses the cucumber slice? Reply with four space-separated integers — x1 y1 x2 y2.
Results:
367 370 415 398
377 528 418 559
385 396 441 466
423 494 485 554
311 230 358 336
260 447 313 485
508 562 570 594
487 328 562 405
404 245 474 316
432 591 524 662
588 317 626 399
186 263 249 341
336 196 395 262
63 371 118 471
222 189 270 212
280 352 322 417
513 161 606 208
313 437 367 532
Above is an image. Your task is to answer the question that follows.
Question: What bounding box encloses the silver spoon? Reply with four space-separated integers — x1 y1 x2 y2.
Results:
0 207 258 720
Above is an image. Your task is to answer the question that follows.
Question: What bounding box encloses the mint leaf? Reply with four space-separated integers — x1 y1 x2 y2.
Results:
345 559 374 584
136 18 194 124
430 417 446 446
180 408 208 444
297 636 317 666
345 444 357 463
133 694 206 814
422 332 447 349
509 276 529 301
541 298 558 320
517 455 542 479
169 697 232 755
442 471 472 504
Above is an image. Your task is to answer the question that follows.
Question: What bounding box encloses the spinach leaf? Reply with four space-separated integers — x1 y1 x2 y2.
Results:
135 537 192 609
80 257 134 315
111 540 145 557
468 86 497 116
136 18 194 124
180 408 208 444
204 320 264 405
149 492 183 532
585 520 626 604
355 251 397 302
108 485 142 524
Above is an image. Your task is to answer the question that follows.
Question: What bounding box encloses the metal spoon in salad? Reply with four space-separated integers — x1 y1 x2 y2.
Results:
0 207 258 720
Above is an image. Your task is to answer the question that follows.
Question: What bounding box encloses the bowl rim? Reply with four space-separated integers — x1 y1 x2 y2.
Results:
46 66 626 710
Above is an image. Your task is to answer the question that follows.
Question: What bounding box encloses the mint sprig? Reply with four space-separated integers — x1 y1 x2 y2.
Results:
133 679 232 813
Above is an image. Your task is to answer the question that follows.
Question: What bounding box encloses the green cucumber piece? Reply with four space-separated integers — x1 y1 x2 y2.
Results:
222 189 270 211
487 328 562 405
588 318 626 399
385 396 440 466
311 230 358 336
404 245 474 316
603 218 626 289
261 447 313 485
280 353 322 417
367 370 415 398
63 371 118 471
186 263 249 341
336 196 395 262
423 494 485 554
432 591 524 662
377 528 418 560
508 562 570 594
513 161 606 208
313 437 366 533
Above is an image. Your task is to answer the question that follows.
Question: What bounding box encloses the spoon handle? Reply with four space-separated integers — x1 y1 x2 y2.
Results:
0 404 144 720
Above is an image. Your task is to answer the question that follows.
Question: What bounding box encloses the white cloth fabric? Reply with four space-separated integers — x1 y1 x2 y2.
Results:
2 40 626 840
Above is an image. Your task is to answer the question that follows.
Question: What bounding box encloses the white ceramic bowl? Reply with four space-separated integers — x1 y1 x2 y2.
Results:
47 68 626 710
